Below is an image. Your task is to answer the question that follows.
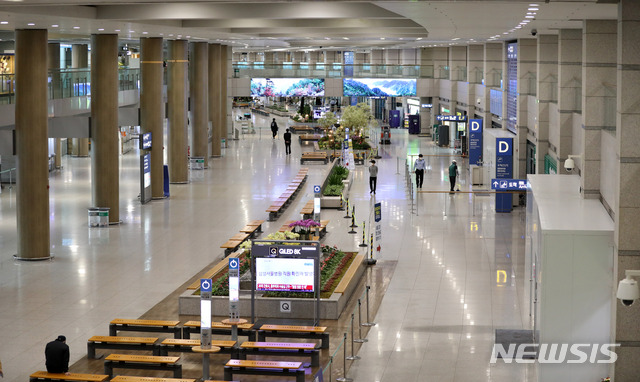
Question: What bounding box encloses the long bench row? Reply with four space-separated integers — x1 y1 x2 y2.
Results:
219 219 265 256
265 168 308 221
300 151 329 164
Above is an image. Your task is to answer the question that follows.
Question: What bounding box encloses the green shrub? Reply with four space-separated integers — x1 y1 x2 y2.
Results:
323 184 344 196
333 165 349 180
327 172 343 186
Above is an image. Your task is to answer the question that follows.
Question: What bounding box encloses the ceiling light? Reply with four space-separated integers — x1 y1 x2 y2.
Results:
51 24 59 28
186 35 191 38
416 37 422 40
159 33 163 36
27 23 35 26
343 37 348 40
526 15 535 19
503 32 509 35
169 34 174 37
115 29 120 32
529 7 539 11
73 26 80 29
515 26 522 29
522 20 531 23
452 37 460 41
142 32 148 34
527 12 536 15
380 37 385 40
98 28 104 31
0 21 7 25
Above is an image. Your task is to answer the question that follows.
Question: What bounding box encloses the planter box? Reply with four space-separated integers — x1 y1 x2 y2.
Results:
178 256 366 320
320 159 351 209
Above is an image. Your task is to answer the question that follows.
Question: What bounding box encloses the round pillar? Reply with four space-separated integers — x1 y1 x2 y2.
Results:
191 42 209 168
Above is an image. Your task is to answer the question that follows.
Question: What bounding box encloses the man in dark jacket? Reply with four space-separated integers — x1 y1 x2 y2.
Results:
283 128 292 155
270 118 278 139
45 335 70 374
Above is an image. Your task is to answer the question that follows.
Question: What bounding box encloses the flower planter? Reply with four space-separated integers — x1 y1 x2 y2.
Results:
178 254 366 320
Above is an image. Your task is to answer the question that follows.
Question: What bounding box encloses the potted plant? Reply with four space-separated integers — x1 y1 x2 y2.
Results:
288 219 321 240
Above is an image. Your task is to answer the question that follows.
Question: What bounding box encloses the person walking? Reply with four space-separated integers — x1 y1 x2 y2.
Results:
45 335 70 374
283 128 292 155
414 154 426 188
369 159 378 194
270 118 278 139
448 159 459 193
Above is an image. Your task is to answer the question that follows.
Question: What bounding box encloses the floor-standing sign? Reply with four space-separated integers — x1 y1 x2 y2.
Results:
228 258 240 321
371 202 382 264
313 185 321 234
139 132 152 204
469 119 483 166
200 278 212 348
342 128 356 170
495 137 513 213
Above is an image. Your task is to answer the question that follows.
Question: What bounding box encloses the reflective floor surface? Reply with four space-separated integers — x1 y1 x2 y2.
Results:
0 111 534 382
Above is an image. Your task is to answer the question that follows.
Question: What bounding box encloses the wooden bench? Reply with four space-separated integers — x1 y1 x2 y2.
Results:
87 336 159 359
223 360 304 382
104 354 182 378
300 200 314 219
257 325 329 349
239 341 320 367
110 376 195 382
220 233 249 256
187 252 240 290
109 319 181 339
182 321 255 340
334 254 364 294
158 339 237 357
300 152 328 164
289 125 314 134
298 134 322 144
239 219 265 238
278 220 295 233
266 170 309 220
29 372 108 382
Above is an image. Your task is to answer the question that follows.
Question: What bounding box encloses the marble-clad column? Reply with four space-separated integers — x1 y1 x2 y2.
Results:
557 29 582 174
535 35 558 174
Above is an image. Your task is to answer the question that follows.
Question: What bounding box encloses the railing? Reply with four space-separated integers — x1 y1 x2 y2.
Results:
232 63 433 79
0 67 140 105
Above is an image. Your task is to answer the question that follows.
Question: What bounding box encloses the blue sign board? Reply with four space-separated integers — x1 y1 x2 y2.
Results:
200 278 212 293
228 258 239 270
491 179 528 191
313 185 321 194
374 202 382 222
468 119 483 166
437 115 467 122
495 137 513 212
141 132 152 150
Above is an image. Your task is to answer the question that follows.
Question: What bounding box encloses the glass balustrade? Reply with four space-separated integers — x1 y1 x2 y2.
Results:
0 67 140 105
232 63 432 79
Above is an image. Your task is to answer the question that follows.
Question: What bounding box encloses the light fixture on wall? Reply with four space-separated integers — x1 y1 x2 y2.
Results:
617 270 640 306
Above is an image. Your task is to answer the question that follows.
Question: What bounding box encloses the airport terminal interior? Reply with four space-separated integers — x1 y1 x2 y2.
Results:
1 1 640 382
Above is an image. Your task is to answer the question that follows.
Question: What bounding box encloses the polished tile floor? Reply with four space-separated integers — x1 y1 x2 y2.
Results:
0 111 533 382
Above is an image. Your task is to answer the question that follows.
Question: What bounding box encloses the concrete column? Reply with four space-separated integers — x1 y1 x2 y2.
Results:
467 44 483 84
371 50 384 65
556 29 582 174
220 45 230 146
264 52 275 64
48 42 62 168
535 35 558 174
15 29 50 260
482 43 503 124
582 20 617 198
140 37 165 199
517 38 537 177
191 42 208 168
208 43 221 158
614 3 640 379
72 44 90 157
167 40 188 183
90 34 119 223
433 47 449 79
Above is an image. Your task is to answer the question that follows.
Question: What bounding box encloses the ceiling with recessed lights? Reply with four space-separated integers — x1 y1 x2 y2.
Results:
0 1 618 50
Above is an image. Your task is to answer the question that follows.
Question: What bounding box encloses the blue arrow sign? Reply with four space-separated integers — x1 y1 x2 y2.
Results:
229 258 239 270
200 278 212 292
490 179 528 191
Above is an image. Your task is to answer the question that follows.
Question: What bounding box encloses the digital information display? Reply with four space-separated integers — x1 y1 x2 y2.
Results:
251 78 325 97
343 78 416 97
255 257 315 292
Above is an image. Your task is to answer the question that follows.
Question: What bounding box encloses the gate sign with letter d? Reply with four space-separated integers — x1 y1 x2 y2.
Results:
469 119 483 166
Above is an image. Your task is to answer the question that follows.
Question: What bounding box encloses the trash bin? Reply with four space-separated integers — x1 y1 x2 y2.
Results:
88 207 109 227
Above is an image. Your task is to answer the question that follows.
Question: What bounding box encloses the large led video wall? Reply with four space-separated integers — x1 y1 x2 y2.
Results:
251 78 325 97
343 78 417 97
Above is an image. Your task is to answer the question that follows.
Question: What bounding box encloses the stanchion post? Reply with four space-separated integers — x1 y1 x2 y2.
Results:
329 356 333 382
336 333 353 382
359 221 367 247
362 286 377 327
338 195 345 211
396 156 399 174
348 214 357 234
346 314 360 360
344 199 350 218
350 207 357 228
354 299 369 343
369 233 374 258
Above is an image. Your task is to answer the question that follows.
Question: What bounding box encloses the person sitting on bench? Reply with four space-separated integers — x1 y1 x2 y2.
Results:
45 335 70 375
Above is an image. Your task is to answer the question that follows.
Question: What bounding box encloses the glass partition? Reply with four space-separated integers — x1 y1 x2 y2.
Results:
231 63 428 79
0 73 14 105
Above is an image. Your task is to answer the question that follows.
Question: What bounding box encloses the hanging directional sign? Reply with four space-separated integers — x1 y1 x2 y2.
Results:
491 179 528 191
437 115 467 122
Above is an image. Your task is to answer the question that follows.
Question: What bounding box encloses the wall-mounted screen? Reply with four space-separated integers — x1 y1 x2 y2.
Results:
251 78 325 97
343 78 417 97
255 257 315 292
